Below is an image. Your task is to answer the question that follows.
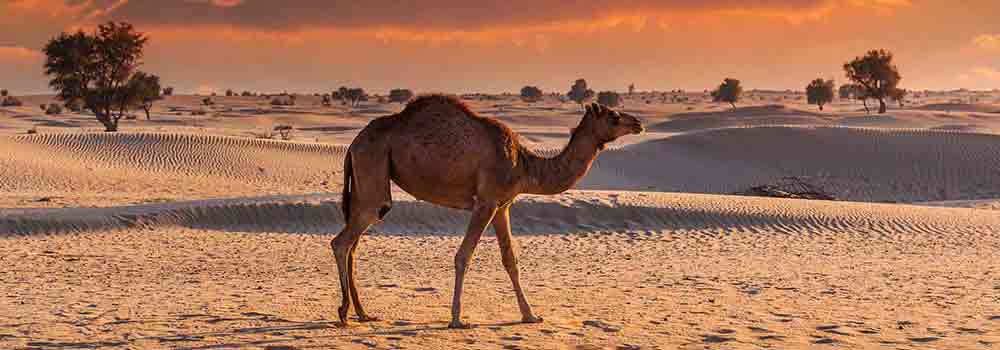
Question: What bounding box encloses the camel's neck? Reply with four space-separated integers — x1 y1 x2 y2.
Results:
521 125 603 195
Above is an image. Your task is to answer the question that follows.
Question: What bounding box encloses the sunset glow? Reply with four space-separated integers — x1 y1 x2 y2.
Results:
2 0 998 94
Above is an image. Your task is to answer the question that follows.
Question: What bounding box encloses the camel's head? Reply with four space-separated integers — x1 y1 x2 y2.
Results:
581 103 644 145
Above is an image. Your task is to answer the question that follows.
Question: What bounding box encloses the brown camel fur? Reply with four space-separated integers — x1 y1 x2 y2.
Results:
332 94 644 328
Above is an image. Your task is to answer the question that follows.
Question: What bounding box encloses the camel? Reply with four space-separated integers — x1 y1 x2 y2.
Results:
332 94 644 328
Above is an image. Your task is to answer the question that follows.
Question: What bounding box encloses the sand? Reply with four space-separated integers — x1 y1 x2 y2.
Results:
1 92 999 349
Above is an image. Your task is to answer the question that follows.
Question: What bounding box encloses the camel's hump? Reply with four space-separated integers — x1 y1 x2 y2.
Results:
401 94 478 118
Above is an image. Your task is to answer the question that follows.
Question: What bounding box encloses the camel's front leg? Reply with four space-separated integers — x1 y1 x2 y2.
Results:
449 200 498 329
492 205 543 324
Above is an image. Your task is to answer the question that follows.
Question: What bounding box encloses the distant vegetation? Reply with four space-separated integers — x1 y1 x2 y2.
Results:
597 91 622 107
389 89 415 103
162 87 174 96
843 49 903 114
129 71 162 120
1 95 22 107
335 87 367 107
520 86 543 102
806 79 835 111
43 22 161 131
711 78 743 109
44 103 63 115
567 79 595 108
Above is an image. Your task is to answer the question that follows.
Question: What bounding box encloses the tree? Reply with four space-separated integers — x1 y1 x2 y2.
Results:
520 86 543 102
389 89 415 103
597 91 622 107
888 88 908 107
128 71 161 120
346 88 365 107
838 83 859 100
567 79 594 109
711 78 742 109
806 79 835 111
843 49 902 114
43 22 150 132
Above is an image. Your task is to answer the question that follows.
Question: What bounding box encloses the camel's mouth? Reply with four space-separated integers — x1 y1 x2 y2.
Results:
630 125 645 135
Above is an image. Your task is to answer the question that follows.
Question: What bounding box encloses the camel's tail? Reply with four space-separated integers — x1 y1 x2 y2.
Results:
341 152 353 222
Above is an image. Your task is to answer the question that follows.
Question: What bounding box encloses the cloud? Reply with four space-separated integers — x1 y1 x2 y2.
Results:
100 0 905 33
973 67 1000 81
0 46 44 62
973 34 1000 51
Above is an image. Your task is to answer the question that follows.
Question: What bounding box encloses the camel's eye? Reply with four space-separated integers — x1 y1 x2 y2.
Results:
610 113 621 124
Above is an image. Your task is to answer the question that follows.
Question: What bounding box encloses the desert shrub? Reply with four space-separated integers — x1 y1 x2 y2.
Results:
844 49 902 114
45 103 63 115
520 86 543 102
1 96 23 107
0 89 7 97
389 89 415 103
806 79 835 111
40 104 47 111
162 87 173 96
711 78 742 109
270 96 295 106
225 89 235 97
26 127 37 134
191 109 207 116
567 79 595 108
202 97 214 106
241 91 254 97
597 91 622 107
273 124 294 140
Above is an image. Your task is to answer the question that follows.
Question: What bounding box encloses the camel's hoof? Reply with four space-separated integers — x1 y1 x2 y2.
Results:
522 315 544 324
357 315 379 323
448 320 475 329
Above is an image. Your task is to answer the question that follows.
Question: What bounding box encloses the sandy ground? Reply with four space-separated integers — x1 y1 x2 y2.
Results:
2 92 1000 349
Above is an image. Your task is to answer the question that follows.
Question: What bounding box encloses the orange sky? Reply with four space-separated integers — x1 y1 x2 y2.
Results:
1 0 999 95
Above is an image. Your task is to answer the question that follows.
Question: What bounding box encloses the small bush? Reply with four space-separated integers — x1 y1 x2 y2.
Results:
202 97 214 106
270 96 295 106
388 89 414 103
1 96 23 107
191 109 207 116
597 91 622 107
273 124 294 140
0 89 7 97
26 127 37 134
45 103 63 115
520 86 543 102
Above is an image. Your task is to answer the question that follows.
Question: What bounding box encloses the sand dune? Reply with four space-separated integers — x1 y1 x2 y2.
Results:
585 126 1000 202
0 133 345 208
4 190 997 236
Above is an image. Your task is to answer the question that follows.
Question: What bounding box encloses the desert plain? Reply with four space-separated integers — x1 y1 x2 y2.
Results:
2 91 1000 349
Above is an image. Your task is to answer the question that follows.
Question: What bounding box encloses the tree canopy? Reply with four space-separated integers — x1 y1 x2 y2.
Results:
806 79 835 111
843 49 902 114
43 22 151 131
711 78 742 109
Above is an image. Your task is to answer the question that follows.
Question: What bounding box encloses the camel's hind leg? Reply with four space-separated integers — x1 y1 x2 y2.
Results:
332 150 391 326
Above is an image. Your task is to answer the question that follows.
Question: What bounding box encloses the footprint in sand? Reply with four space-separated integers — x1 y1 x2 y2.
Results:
582 320 622 333
908 336 940 343
702 335 734 343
